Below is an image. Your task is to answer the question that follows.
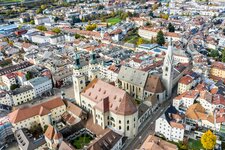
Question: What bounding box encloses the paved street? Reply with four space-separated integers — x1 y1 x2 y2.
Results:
123 90 177 150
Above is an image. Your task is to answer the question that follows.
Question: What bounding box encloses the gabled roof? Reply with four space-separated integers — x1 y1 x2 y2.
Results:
58 141 76 150
185 103 214 123
199 90 212 103
44 124 62 140
8 97 65 123
44 125 54 140
179 75 193 85
144 75 165 93
81 79 137 116
94 97 110 113
87 130 122 150
118 66 148 87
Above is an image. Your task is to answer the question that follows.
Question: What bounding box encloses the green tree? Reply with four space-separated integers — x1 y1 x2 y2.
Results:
81 18 86 22
201 130 216 150
36 8 42 14
121 12 128 20
30 20 35 25
222 49 225 62
25 71 32 80
149 10 154 17
41 4 47 10
10 84 19 90
51 27 61 34
18 25 22 30
43 125 48 132
36 25 47 31
168 23 175 32
101 17 106 22
166 2 170 7
210 49 219 58
156 30 165 46
137 38 144 45
75 33 81 39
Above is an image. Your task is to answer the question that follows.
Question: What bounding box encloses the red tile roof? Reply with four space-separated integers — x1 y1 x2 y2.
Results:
179 75 193 85
81 79 137 116
8 97 65 123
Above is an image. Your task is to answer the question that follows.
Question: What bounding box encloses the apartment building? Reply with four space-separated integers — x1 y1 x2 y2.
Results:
173 90 199 111
8 97 66 132
210 61 225 81
24 76 52 97
155 106 185 142
0 91 12 106
1 73 17 90
177 75 194 95
11 85 35 106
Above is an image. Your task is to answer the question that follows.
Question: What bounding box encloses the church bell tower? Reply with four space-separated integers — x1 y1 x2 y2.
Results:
162 38 174 98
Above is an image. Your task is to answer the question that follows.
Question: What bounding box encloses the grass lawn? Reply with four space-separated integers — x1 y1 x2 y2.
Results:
188 139 204 150
72 134 93 149
107 17 121 25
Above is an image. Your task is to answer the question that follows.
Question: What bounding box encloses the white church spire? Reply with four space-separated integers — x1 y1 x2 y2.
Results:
162 38 174 99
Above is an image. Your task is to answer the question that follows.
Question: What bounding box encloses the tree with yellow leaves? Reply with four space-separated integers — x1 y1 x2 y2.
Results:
137 38 144 45
201 130 216 150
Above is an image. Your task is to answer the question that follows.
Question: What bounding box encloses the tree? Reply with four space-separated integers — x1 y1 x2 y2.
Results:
40 4 47 10
81 18 86 22
10 84 19 90
36 25 47 31
210 49 219 59
101 17 106 22
166 2 170 7
8 40 13 46
18 25 22 30
97 5 104 10
168 23 175 32
51 27 61 34
152 4 159 10
36 8 42 14
160 13 169 20
54 16 59 23
137 38 144 45
150 37 156 44
30 20 35 25
86 24 97 31
156 30 165 46
149 10 154 17
25 71 32 80
222 49 225 62
75 33 81 39
201 130 216 150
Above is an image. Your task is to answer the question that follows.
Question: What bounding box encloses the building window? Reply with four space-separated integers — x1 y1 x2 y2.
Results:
127 126 129 131
119 126 121 130
111 117 115 122
119 120 121 124
127 120 129 124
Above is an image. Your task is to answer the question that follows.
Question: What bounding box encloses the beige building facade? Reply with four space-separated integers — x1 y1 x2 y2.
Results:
8 97 66 132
